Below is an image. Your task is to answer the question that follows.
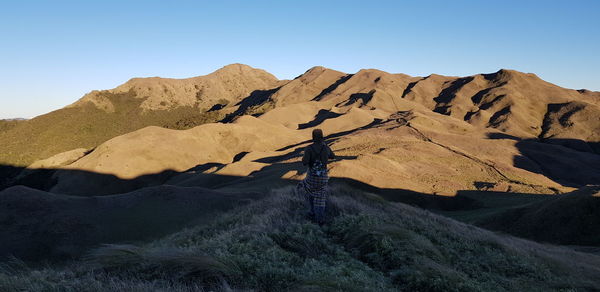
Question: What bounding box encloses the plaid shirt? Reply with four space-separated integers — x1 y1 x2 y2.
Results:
298 171 329 207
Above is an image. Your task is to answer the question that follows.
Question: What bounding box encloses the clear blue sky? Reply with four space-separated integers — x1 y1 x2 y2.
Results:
1 0 599 119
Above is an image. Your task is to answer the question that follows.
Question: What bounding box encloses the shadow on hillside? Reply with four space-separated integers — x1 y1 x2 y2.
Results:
221 87 281 123
486 133 600 187
433 76 474 115
278 117 387 152
0 160 486 262
401 77 424 98
1 161 479 211
337 89 376 107
312 74 354 101
463 186 600 246
0 117 388 196
3 158 599 261
0 167 268 261
311 74 354 101
0 164 179 196
2 121 599 261
297 109 342 129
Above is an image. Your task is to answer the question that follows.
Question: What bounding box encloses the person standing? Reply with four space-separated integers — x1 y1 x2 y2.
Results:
297 128 335 226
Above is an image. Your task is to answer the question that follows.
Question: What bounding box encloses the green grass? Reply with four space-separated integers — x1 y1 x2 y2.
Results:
0 90 225 166
435 191 550 223
2 185 599 291
435 188 600 246
0 89 279 167
246 99 276 116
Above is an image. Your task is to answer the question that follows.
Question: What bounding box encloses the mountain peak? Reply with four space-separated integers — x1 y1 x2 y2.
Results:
306 65 327 72
217 63 254 70
484 69 540 82
293 66 345 82
213 63 267 75
302 66 339 76
210 64 280 84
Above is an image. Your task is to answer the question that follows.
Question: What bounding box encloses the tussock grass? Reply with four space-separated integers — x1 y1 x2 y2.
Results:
0 90 225 166
2 185 600 291
87 244 233 280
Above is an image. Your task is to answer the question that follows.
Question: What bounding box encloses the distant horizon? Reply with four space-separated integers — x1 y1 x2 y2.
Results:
1 0 599 119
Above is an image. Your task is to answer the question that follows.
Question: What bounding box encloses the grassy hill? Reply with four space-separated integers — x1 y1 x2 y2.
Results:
475 186 600 246
0 90 225 167
5 65 600 168
0 119 24 133
0 185 266 261
0 64 281 167
435 187 600 246
1 185 599 291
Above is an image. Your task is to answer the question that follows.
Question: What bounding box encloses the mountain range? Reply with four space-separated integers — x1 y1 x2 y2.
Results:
2 64 598 192
1 64 599 290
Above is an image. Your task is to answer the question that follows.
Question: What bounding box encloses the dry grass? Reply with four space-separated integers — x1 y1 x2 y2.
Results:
0 90 225 167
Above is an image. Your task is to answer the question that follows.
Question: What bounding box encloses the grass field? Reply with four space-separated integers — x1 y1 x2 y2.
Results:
436 187 600 246
2 186 599 291
435 191 551 223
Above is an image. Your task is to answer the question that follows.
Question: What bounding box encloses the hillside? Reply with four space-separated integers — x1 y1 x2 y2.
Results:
0 119 25 133
0 185 264 261
0 64 280 166
477 186 600 245
15 103 599 197
2 64 598 169
1 186 599 291
2 64 600 291
3 65 598 197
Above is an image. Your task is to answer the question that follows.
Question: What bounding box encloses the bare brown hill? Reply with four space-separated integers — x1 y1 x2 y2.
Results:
70 63 282 112
20 104 598 197
3 64 599 169
401 69 600 142
2 64 599 195
236 66 600 152
269 66 348 106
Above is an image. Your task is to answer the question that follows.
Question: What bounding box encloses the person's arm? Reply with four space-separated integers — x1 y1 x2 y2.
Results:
327 145 335 160
302 146 310 166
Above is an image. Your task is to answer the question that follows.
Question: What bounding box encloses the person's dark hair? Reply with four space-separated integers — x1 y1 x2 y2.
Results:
312 129 324 143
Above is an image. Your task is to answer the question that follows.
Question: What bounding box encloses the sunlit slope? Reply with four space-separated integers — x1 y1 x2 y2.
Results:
28 102 600 197
0 64 279 166
3 64 598 169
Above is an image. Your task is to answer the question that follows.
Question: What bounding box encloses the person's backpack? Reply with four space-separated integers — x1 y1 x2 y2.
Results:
309 144 327 177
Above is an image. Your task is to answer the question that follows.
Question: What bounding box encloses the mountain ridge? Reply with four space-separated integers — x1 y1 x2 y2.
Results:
1 65 600 290
69 63 282 112
1 64 598 182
